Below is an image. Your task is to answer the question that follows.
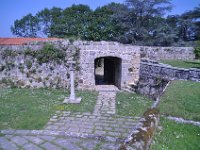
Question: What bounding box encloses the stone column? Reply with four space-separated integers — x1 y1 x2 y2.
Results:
70 69 75 99
63 61 81 104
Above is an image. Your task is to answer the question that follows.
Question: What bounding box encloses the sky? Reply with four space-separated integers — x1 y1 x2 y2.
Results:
0 0 199 37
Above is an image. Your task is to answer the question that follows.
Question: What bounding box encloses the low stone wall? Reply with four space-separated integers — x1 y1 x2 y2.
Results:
140 46 195 60
140 60 200 82
119 108 160 150
135 59 200 100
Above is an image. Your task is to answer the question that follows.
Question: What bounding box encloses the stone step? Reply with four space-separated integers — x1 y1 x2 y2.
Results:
95 85 119 92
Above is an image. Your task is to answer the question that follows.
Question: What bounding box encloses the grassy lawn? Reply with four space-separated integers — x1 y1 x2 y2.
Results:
151 117 200 150
161 59 200 69
116 92 152 117
151 80 200 149
0 88 97 130
159 80 200 121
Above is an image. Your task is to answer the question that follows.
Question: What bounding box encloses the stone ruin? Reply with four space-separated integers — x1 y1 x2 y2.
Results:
0 39 141 90
0 38 197 92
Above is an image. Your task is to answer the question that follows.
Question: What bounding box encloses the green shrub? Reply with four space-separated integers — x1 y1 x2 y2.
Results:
194 47 200 59
25 60 32 69
37 43 66 64
2 49 18 58
194 41 200 59
24 48 37 57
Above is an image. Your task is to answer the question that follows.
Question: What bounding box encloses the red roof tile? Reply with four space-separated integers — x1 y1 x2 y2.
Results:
0 38 60 45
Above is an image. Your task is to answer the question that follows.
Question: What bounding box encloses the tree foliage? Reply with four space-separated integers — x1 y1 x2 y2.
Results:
11 1 200 46
11 13 40 37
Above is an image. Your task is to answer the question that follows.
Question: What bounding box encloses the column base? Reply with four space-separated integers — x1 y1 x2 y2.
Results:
63 97 82 104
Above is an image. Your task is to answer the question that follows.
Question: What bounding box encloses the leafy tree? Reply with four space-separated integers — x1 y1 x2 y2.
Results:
11 13 40 37
116 0 172 44
36 7 63 37
86 3 125 41
56 4 92 38
10 1 200 46
180 5 200 41
153 23 178 46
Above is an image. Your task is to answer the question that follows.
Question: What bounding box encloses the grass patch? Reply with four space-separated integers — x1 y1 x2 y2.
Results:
159 80 200 121
116 92 152 117
161 60 200 69
151 117 200 150
0 88 97 130
56 90 98 113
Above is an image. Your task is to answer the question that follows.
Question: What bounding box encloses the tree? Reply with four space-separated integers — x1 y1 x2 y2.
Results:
116 0 172 44
36 7 63 37
10 1 199 46
180 5 200 41
153 22 178 46
86 3 125 41
11 14 40 37
56 4 92 39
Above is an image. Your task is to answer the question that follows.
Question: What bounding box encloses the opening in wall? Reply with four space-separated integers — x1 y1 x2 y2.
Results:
94 56 122 89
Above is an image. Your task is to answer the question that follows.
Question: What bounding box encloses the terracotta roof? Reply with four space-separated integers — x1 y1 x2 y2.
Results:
0 38 60 45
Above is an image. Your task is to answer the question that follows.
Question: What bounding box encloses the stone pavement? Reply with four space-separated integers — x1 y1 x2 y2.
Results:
94 85 118 115
0 85 140 150
0 131 120 150
44 111 139 141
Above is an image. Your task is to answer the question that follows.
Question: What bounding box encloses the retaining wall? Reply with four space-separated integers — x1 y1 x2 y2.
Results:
140 60 200 82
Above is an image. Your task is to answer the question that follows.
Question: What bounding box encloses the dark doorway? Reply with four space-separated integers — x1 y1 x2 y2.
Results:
95 57 122 88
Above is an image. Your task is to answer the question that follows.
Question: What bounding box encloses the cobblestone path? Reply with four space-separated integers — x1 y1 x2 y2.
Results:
0 86 139 149
93 88 117 115
0 131 120 150
45 111 138 140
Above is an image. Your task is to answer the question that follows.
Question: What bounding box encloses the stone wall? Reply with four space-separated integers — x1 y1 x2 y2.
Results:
0 40 73 88
74 41 140 90
140 60 200 82
135 59 200 100
0 39 196 90
140 46 195 60
0 40 141 90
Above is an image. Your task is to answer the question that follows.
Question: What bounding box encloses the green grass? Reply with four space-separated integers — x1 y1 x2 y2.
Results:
116 92 152 117
159 80 200 121
151 117 200 150
56 90 97 113
161 60 200 69
0 88 97 130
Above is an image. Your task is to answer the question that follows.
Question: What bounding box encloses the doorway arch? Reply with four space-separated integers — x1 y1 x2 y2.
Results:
94 56 122 89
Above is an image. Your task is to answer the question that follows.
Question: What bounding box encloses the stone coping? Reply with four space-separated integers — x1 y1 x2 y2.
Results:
141 61 200 71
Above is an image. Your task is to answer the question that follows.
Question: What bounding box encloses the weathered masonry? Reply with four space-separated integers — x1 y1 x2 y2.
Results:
74 41 141 90
0 38 196 90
